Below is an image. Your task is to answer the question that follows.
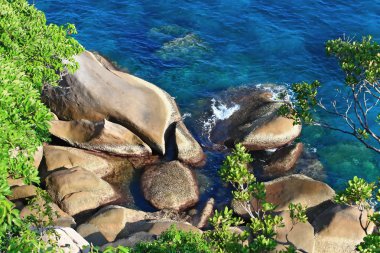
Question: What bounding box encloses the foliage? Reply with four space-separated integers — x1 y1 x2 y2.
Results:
335 176 376 211
288 203 308 225
2 190 62 253
24 188 60 233
278 80 321 125
325 36 380 85
357 234 380 253
206 207 248 253
135 226 212 253
335 176 380 252
279 36 380 153
101 245 132 253
217 144 307 252
0 0 83 251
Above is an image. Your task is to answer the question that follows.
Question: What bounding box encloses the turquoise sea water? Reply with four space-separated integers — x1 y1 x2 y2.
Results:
34 0 380 208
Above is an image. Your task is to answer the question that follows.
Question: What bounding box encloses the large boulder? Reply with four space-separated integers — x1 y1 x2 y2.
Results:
211 90 301 150
191 198 215 229
7 177 25 187
263 143 304 177
233 174 335 217
49 119 151 156
274 211 315 253
20 199 76 228
42 145 133 178
46 167 120 216
141 161 199 211
77 205 148 245
77 205 201 246
42 51 181 155
313 204 374 253
33 146 44 168
175 121 205 166
8 185 37 201
263 174 335 211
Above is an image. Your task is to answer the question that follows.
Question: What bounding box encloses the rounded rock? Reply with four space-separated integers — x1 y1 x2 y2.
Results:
141 161 199 211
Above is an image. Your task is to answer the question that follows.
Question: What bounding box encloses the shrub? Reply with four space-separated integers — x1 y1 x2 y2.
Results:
0 0 83 250
335 176 380 252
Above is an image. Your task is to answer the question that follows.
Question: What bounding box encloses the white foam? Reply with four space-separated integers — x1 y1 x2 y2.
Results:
210 98 240 120
255 83 294 102
182 112 192 120
202 98 240 140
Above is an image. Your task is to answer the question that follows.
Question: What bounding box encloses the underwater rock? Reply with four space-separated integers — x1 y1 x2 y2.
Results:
294 147 326 182
157 33 210 60
150 25 189 38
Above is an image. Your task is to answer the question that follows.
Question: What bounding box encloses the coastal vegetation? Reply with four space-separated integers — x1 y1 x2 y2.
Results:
280 36 380 153
0 0 83 250
1 0 380 252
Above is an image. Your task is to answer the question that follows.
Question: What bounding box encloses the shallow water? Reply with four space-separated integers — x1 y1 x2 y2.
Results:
34 0 380 209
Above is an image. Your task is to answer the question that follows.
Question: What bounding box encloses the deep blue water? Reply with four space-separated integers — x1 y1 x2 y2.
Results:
33 0 380 207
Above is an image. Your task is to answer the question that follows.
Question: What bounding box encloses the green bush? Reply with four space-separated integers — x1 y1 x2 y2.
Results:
0 0 83 251
217 144 307 252
335 176 380 252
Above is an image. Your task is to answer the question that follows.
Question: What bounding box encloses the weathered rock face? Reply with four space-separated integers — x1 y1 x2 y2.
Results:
313 204 374 253
20 199 76 228
263 174 335 211
41 227 90 253
42 51 181 155
263 143 304 177
93 52 119 71
211 90 301 150
42 145 133 179
77 205 148 245
8 185 37 201
141 161 199 211
274 211 315 253
77 205 200 246
191 198 215 229
233 174 335 217
49 119 151 156
175 121 205 166
46 167 120 216
7 177 25 187
33 146 44 168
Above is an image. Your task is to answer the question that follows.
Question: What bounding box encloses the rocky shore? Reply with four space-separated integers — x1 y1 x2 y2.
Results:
7 51 370 253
